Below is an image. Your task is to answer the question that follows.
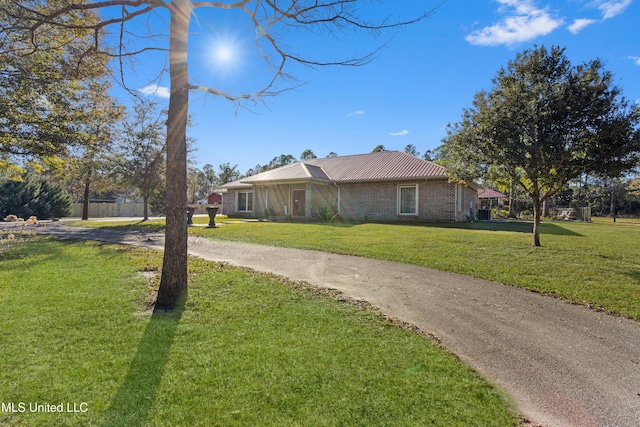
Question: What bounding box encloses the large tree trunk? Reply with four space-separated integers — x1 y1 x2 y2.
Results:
82 171 91 220
532 197 542 247
610 180 616 223
155 3 191 312
143 193 149 222
509 179 515 218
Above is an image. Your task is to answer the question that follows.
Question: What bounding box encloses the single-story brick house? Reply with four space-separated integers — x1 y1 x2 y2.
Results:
218 151 480 222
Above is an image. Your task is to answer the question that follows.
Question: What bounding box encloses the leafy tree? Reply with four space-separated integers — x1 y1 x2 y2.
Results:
442 46 640 246
202 163 217 190
404 144 420 157
244 164 264 177
300 149 317 160
372 145 387 153
187 167 209 203
114 98 166 221
326 152 338 158
267 154 297 170
4 1 431 311
628 177 640 198
0 2 110 162
217 163 240 185
64 79 124 220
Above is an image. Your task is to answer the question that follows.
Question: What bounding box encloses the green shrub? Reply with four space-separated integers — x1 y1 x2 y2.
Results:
0 174 72 220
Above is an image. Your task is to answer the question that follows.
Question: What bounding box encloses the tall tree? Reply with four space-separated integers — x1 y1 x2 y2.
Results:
442 45 640 246
202 163 217 191
114 97 166 221
66 79 124 220
267 154 297 170
404 144 420 157
187 167 209 203
300 149 316 160
372 145 387 153
217 163 240 185
3 1 431 311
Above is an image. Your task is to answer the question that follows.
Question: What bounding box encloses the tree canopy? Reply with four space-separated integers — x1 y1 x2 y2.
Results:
0 2 111 162
442 45 640 246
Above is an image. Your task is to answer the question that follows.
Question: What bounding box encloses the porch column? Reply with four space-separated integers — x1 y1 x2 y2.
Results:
306 184 312 218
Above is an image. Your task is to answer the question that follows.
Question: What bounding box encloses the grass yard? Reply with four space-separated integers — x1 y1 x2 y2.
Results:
191 218 640 320
73 216 640 320
0 237 518 426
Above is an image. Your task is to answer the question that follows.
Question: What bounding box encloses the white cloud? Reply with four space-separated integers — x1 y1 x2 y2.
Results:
347 110 365 117
138 84 170 99
629 56 640 66
566 1 632 34
568 18 597 34
389 130 409 137
466 0 564 46
597 0 632 19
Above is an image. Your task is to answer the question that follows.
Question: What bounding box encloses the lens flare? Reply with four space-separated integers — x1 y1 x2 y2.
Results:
206 31 245 76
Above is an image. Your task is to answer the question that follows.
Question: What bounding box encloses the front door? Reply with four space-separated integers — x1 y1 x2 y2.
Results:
292 190 306 217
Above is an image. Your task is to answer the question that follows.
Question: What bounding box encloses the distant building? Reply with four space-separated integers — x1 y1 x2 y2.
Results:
478 188 507 209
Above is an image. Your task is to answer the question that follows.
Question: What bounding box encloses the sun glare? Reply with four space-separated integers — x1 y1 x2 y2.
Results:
206 32 245 76
216 45 233 62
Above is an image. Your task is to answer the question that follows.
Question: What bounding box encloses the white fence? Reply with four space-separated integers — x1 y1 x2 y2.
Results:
553 207 592 222
71 203 212 218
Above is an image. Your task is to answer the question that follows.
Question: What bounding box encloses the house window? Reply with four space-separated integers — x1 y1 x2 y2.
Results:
237 191 254 212
398 185 418 215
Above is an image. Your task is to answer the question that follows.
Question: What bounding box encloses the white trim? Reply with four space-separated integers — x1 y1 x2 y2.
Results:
397 184 419 215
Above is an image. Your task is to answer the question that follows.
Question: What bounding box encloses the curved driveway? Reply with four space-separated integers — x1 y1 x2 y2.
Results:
36 223 640 427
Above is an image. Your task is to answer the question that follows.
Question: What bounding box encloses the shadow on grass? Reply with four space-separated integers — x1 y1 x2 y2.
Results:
96 221 166 233
423 220 583 236
226 218 587 237
625 269 640 284
0 234 64 265
101 307 183 427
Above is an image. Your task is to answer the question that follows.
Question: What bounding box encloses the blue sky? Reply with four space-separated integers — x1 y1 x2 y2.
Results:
109 0 640 174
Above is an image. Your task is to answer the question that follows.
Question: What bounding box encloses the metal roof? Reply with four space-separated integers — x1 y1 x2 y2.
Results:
303 151 447 182
218 151 461 191
240 161 331 184
222 152 448 189
478 188 507 198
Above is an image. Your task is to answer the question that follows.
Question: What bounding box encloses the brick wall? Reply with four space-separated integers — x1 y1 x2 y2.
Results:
224 179 476 222
337 179 457 222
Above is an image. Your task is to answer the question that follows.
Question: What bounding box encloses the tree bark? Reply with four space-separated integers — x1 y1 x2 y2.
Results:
611 180 616 223
508 179 515 218
155 2 190 311
532 197 542 247
82 171 91 220
143 193 149 221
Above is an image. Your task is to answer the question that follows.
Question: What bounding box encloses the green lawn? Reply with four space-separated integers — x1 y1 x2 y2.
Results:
73 216 640 320
0 237 518 426
191 217 639 320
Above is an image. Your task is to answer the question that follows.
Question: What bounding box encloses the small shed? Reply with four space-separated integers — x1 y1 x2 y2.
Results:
207 192 222 205
478 188 507 210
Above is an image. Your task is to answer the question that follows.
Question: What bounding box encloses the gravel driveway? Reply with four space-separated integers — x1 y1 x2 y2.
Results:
34 223 640 427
